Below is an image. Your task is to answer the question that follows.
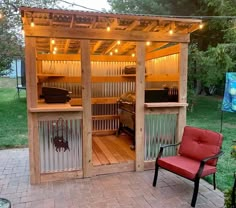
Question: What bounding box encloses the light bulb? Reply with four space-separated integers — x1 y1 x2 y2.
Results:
30 20 35 27
110 52 113 56
114 49 118 53
132 53 135 57
54 47 57 51
53 51 56 54
107 26 110 32
117 40 121 45
51 39 55 44
199 23 203 29
146 41 151 46
169 29 173 35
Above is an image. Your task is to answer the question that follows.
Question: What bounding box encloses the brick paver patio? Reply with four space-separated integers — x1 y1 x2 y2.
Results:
0 148 224 208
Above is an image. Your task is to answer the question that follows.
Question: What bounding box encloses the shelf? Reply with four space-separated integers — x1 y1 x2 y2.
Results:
144 102 188 108
121 74 149 77
30 102 83 113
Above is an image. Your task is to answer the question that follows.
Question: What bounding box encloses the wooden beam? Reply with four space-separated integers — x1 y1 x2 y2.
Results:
25 37 37 107
146 44 180 60
64 15 75 54
177 43 188 144
103 20 140 55
24 26 190 43
81 40 93 178
37 54 135 62
135 42 145 172
146 42 168 53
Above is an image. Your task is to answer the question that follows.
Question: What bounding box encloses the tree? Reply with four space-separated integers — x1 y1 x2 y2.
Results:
108 0 236 94
0 0 59 76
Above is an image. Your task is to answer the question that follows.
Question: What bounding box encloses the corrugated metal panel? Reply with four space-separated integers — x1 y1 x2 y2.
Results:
39 118 82 173
144 113 177 161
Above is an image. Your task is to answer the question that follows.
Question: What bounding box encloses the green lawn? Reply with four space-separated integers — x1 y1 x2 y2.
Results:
0 88 28 148
0 89 235 192
188 96 236 191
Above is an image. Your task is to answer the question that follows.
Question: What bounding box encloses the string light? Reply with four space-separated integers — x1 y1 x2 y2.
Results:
54 47 58 51
53 51 56 54
146 41 151 46
30 17 35 27
117 40 121 45
114 48 118 53
51 39 55 44
169 29 173 35
199 23 204 29
106 24 110 32
132 53 135 57
109 52 113 56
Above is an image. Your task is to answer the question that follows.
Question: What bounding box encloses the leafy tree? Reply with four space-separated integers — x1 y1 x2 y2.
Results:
0 0 59 76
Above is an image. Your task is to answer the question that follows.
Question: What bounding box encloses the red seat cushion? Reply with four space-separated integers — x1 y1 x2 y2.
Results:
158 156 217 180
179 126 223 166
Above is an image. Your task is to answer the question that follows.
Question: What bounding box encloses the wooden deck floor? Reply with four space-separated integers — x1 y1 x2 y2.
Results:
92 134 135 166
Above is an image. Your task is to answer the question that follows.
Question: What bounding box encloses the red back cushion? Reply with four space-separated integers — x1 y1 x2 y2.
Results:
179 126 223 166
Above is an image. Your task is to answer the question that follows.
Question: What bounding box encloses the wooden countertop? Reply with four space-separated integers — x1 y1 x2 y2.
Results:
29 102 83 113
144 102 188 108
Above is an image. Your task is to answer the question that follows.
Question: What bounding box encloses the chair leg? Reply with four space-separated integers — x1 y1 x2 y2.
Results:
152 162 159 187
191 178 200 207
213 173 216 190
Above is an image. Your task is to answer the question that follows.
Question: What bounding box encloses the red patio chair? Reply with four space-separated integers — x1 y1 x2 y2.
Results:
152 126 223 207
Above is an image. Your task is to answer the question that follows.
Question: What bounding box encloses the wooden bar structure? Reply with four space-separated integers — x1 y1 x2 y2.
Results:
20 7 202 184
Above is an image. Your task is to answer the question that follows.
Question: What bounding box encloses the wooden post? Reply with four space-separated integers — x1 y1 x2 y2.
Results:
135 42 145 171
81 40 92 177
177 43 188 143
25 37 40 184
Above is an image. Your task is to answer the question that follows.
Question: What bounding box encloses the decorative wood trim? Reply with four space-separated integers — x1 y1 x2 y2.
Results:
177 43 188 143
81 40 93 178
146 44 180 60
135 42 145 172
24 26 190 43
40 170 83 183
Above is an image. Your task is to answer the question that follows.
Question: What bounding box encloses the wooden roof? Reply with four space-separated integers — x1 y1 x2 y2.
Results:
20 7 202 55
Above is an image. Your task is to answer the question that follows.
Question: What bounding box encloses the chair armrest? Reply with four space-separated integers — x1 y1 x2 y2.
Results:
158 142 181 159
196 151 224 178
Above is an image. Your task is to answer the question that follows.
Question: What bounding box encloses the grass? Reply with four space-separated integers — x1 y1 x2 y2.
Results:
0 88 28 149
0 88 235 192
188 95 236 191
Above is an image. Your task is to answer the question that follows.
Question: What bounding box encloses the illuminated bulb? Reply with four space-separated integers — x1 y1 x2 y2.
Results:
107 26 111 32
117 40 121 45
51 39 55 44
132 53 135 57
114 49 118 53
110 52 113 56
53 51 56 54
199 23 203 29
30 21 35 27
54 47 57 51
169 29 173 35
146 41 151 46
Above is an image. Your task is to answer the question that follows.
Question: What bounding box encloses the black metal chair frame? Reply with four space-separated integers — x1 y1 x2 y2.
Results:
152 142 224 207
